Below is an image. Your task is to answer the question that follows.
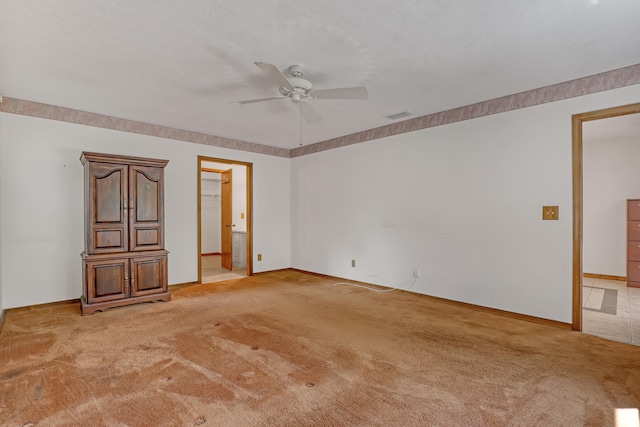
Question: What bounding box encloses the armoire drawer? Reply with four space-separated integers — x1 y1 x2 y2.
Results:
629 242 640 262
627 261 640 282
628 221 640 241
629 200 640 221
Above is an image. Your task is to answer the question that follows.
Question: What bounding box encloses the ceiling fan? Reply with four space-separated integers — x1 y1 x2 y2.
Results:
231 62 369 124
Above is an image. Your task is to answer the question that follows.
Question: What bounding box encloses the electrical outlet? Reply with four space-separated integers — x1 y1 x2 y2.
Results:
413 268 420 278
257 254 262 261
351 259 356 268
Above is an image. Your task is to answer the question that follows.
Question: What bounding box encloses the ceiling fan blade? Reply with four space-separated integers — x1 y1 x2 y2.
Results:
230 96 285 105
299 102 322 124
310 86 369 100
254 62 294 91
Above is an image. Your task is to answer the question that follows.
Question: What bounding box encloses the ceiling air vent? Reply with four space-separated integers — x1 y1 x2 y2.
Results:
385 111 413 120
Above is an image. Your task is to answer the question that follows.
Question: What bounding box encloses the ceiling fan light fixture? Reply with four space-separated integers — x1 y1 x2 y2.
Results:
232 62 370 124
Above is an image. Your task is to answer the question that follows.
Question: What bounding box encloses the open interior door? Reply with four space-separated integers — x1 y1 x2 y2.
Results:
220 168 233 270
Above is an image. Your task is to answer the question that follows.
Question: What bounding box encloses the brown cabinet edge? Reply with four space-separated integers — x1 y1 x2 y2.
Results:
81 292 171 316
80 151 168 167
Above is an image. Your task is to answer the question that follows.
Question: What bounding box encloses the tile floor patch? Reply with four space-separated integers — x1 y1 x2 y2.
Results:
582 279 640 346
584 286 618 315
584 287 605 310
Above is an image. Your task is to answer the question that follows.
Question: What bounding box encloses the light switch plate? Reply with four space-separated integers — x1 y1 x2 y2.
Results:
542 206 559 220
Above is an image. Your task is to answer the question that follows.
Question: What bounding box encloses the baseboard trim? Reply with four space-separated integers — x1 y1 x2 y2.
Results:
0 269 571 330
411 291 571 329
253 268 291 275
289 268 571 330
4 298 81 314
2 283 200 314
583 273 626 282
168 281 200 290
2 282 199 313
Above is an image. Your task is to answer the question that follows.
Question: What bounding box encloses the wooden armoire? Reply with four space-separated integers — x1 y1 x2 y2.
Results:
80 152 170 315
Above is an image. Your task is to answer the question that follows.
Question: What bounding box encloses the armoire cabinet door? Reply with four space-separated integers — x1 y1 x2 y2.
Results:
130 255 167 297
129 165 164 252
87 162 129 254
85 258 130 303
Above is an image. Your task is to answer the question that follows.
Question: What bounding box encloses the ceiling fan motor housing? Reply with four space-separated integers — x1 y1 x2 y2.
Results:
279 75 313 101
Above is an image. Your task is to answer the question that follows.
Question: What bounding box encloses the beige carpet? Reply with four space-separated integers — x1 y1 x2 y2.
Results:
1 270 639 426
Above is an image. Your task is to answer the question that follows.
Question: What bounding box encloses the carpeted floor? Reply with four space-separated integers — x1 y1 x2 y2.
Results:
1 270 639 426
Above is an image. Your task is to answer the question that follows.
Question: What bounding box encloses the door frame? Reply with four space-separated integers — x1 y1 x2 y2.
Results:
220 168 233 271
571 102 640 331
197 156 253 283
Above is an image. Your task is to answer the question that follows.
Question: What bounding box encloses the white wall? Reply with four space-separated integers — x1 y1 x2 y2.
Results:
2 85 639 318
584 135 640 277
201 173 221 253
0 113 291 309
291 84 640 323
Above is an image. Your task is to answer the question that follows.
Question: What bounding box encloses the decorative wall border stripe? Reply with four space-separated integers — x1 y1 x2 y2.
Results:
290 63 640 157
0 97 291 158
1 63 639 159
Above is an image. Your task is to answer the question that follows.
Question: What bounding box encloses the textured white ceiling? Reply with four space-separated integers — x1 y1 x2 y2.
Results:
1 1 640 149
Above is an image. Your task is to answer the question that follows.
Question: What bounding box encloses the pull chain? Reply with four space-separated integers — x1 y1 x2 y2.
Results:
299 103 303 146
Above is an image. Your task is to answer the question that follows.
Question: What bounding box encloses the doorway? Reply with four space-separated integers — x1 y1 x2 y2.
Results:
581 111 640 344
198 156 253 284
572 102 640 333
